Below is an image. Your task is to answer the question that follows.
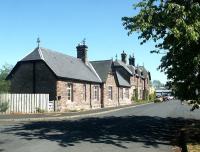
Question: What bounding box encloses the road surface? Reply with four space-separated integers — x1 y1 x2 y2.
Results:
0 100 200 152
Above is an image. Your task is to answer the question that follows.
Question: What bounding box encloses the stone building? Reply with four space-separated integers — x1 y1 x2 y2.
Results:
6 41 151 111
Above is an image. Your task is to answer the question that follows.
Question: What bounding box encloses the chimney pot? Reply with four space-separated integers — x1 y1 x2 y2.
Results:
121 50 127 64
76 44 88 63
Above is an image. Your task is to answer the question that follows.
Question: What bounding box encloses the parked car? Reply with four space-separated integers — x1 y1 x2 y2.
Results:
155 95 163 102
163 95 169 101
168 96 174 100
163 94 174 101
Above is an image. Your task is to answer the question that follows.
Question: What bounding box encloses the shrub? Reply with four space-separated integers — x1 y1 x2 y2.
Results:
132 89 139 102
0 102 9 113
154 99 162 103
149 92 156 101
144 90 149 101
36 107 45 113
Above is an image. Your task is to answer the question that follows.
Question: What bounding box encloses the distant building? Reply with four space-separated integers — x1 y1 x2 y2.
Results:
6 40 151 111
156 89 172 96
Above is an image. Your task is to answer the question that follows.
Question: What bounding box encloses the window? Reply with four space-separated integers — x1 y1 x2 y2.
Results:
67 83 73 101
108 86 113 100
83 84 86 101
94 86 99 100
120 88 123 99
140 90 143 99
125 88 129 99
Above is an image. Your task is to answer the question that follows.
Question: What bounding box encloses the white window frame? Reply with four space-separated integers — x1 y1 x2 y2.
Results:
94 85 99 101
83 84 87 101
125 88 129 99
108 86 113 100
67 83 73 101
120 87 123 99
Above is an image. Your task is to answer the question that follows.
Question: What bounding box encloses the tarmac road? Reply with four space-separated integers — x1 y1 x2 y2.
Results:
0 100 200 152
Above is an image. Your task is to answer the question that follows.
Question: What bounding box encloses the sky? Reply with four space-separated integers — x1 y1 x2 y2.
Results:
0 0 167 84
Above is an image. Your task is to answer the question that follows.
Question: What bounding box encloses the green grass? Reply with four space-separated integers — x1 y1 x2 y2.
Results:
133 100 153 105
184 122 200 152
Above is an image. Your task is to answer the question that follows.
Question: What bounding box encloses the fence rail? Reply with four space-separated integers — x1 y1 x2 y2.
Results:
0 93 50 114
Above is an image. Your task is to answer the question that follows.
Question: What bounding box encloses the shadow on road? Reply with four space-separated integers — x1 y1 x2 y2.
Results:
1 116 200 149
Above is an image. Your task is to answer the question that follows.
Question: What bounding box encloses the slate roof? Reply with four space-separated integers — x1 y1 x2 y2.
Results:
115 71 131 87
90 60 112 82
114 60 133 75
16 47 102 83
127 65 136 75
135 67 141 77
138 66 149 79
7 46 150 86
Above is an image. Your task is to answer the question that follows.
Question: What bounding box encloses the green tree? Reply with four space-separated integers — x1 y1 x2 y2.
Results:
0 64 12 93
122 0 200 108
152 80 164 89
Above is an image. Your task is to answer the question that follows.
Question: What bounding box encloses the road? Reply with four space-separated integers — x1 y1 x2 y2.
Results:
0 100 200 152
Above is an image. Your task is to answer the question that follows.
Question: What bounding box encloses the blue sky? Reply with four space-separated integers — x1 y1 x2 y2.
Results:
0 0 167 83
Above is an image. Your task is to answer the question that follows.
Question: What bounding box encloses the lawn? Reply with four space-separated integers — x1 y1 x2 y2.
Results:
185 122 200 152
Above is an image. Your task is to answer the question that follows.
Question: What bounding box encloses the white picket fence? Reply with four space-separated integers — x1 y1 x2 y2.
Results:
0 93 52 114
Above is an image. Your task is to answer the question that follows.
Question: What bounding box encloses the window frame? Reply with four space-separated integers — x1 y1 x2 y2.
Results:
125 88 129 99
108 86 113 100
94 85 99 101
67 83 73 101
83 84 87 101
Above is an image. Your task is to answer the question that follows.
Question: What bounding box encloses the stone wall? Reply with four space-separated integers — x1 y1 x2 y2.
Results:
118 87 132 105
56 80 101 112
103 73 119 107
102 73 132 107
130 76 136 102
137 77 144 99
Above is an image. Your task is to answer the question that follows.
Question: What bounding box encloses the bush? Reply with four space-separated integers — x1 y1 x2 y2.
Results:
149 92 156 101
132 89 139 102
36 107 45 113
154 99 162 103
144 90 149 101
0 102 9 113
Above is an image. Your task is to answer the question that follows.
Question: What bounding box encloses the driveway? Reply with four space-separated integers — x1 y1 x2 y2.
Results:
0 100 200 152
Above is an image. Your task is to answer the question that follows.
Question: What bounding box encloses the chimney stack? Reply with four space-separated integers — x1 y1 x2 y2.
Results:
76 39 88 63
129 54 135 66
121 50 127 64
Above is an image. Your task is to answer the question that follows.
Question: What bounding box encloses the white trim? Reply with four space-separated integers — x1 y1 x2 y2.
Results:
38 47 44 60
87 62 102 82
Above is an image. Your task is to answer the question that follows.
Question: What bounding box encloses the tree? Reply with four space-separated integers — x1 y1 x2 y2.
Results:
0 64 13 93
122 0 200 108
152 80 164 89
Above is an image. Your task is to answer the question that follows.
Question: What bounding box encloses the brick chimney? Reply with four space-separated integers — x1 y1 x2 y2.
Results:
121 50 127 64
76 39 88 63
129 54 135 66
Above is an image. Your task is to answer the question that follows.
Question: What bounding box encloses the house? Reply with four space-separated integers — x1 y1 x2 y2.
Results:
6 40 151 111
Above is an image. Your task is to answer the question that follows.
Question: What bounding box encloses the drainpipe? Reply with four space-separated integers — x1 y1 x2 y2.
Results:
101 84 104 108
118 87 120 106
90 83 92 109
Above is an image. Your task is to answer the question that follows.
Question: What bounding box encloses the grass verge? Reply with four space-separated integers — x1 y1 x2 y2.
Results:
133 100 153 105
185 122 200 152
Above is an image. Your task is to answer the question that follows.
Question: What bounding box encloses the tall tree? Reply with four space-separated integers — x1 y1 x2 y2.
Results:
0 64 12 93
152 80 164 89
122 0 200 107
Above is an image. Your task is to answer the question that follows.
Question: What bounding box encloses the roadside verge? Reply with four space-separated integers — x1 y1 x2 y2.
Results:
0 102 153 122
